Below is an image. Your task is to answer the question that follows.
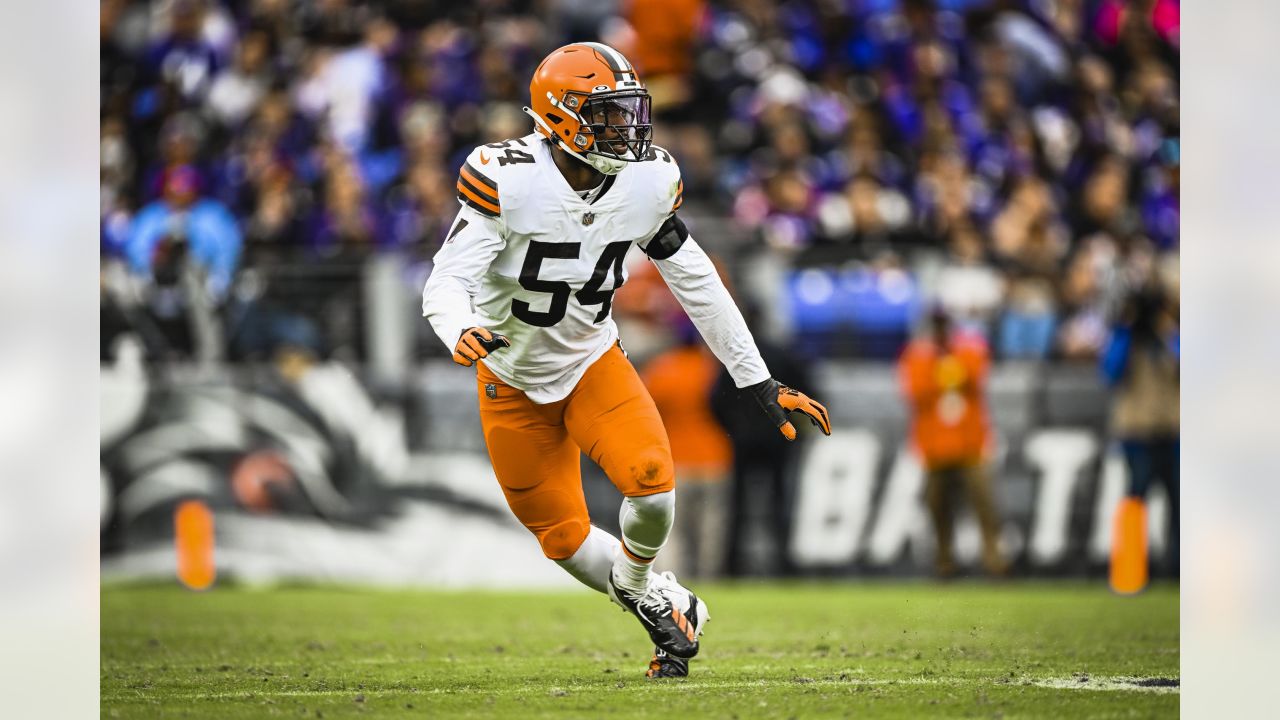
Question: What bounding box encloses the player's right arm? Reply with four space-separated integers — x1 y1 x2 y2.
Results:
638 159 830 441
421 153 511 366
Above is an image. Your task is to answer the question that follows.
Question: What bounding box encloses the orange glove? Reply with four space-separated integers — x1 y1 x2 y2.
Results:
453 327 511 367
747 378 832 441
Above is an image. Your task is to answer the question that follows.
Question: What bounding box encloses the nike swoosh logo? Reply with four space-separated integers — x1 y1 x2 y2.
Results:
479 151 490 165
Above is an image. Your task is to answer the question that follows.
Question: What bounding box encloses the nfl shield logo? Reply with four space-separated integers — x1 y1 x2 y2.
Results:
485 383 497 399
582 212 595 226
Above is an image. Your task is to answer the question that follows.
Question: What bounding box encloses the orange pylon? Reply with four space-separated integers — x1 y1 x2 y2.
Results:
175 500 216 591
1109 497 1148 595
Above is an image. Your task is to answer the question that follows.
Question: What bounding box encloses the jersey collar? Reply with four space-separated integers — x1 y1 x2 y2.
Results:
540 139 624 209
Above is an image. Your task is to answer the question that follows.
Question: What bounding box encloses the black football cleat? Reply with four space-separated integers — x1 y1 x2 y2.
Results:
607 570 708 660
646 647 689 679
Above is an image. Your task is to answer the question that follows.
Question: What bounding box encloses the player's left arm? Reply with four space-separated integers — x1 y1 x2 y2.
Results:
422 208 509 366
642 213 830 441
422 146 519 367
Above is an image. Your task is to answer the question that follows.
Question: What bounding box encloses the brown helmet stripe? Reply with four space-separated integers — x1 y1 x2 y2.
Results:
581 42 630 72
581 41 635 82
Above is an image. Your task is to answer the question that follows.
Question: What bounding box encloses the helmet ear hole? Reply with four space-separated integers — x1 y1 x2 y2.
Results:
546 112 564 125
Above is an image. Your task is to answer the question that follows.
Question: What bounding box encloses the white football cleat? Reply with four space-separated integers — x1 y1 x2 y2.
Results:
607 569 709 659
644 572 710 678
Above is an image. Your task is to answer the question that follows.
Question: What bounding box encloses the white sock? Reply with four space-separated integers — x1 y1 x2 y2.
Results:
614 545 653 593
612 491 675 593
555 525 620 594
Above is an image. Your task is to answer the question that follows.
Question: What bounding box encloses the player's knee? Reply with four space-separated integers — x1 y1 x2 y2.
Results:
624 489 675 524
536 518 590 561
624 448 674 494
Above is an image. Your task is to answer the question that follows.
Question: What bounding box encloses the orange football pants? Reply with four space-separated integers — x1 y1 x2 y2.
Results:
477 345 675 560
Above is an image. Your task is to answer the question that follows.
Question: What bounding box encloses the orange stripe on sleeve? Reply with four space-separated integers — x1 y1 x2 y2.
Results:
460 166 499 201
457 182 501 216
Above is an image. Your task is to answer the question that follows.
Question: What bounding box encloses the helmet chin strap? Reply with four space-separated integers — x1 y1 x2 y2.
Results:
523 106 628 176
584 153 627 176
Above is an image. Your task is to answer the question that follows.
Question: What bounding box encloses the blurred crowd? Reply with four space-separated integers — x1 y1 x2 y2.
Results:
99 0 1178 364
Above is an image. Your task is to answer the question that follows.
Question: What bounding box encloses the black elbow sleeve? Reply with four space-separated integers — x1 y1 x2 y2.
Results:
642 214 689 260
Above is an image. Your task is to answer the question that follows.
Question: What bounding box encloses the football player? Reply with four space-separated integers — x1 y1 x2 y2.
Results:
422 42 831 678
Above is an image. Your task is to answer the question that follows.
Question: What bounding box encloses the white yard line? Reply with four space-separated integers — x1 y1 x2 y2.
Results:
104 674 1178 701
1030 676 1179 694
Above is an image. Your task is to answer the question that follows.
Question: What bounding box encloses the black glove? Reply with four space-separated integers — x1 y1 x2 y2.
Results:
746 378 832 441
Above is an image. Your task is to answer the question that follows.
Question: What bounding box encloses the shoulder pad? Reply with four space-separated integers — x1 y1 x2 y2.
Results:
456 136 543 217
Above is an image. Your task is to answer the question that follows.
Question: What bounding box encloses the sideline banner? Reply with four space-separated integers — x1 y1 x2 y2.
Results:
100 356 1168 583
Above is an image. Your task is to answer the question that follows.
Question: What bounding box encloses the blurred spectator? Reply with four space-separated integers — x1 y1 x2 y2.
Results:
997 273 1056 359
206 27 273 128
987 0 1071 102
125 165 242 360
625 0 705 116
143 0 223 103
643 324 733 581
99 0 1177 365
240 152 308 263
1141 138 1179 250
1057 233 1118 359
225 269 324 363
916 152 990 246
816 173 913 259
142 113 209 203
711 307 814 577
101 115 134 222
736 166 819 253
990 176 1065 358
126 165 240 294
293 16 395 154
990 176 1062 264
899 307 1006 578
1100 245 1179 576
931 225 1004 336
381 162 455 254
1070 154 1134 239
309 155 377 257
829 115 908 191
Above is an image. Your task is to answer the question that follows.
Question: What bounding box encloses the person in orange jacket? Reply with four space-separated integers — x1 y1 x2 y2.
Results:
898 307 1007 578
642 321 734 580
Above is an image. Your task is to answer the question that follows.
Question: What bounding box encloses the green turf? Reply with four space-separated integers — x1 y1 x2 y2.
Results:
102 581 1178 719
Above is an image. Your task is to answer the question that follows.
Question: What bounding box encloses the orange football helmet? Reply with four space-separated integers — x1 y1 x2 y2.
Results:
524 42 653 175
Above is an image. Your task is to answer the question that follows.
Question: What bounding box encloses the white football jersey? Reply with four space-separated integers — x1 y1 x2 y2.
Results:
424 133 767 404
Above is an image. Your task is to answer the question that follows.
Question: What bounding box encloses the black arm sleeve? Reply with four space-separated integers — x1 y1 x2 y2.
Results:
641 214 689 260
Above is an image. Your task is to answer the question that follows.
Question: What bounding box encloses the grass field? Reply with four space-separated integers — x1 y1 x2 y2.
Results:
102 581 1178 718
